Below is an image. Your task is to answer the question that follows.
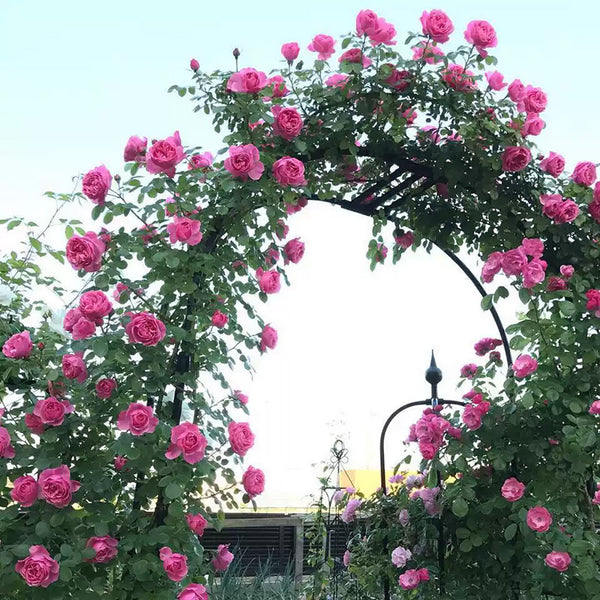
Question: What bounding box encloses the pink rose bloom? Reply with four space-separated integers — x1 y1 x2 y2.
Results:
420 9 454 43
276 219 289 240
257 268 281 294
556 200 579 224
485 70 506 91
540 194 563 221
501 247 527 276
481 252 503 282
522 258 547 289
114 456 128 470
61 352 87 383
341 498 362 523
228 421 255 456
265 75 289 98
63 308 83 332
11 475 38 506
368 18 397 46
189 152 213 170
339 48 372 68
462 404 483 430
0 426 15 458
272 156 307 186
124 135 148 162
2 330 33 359
146 131 185 178
186 513 208 536
474 337 502 356
211 309 228 328
86 536 118 563
572 161 597 186
82 165 112 205
25 413 44 435
325 73 349 88
590 400 600 415
460 363 477 378
212 544 234 572
281 42 300 62
412 41 445 64
508 79 525 103
190 58 199 71
159 547 188 582
226 67 267 93
178 583 209 600
586 289 600 316
272 106 303 140
15 545 59 588
501 477 525 501
343 550 351 567
502 146 532 172
242 465 265 498
224 144 264 181
521 237 544 258
234 390 248 405
394 230 414 249
385 67 411 90
356 9 378 36
125 312 166 346
399 569 423 590
513 354 538 379
79 290 112 321
521 115 545 137
560 264 574 279
72 317 95 340
165 421 207 464
523 86 547 114
464 20 497 57
545 551 571 572
33 397 74 426
66 231 106 272
391 546 412 568
167 216 202 246
117 402 159 436
442 64 476 91
96 378 117 399
399 509 410 526
260 325 278 351
540 152 565 177
38 465 80 508
527 506 552 532
284 238 305 264
547 276 567 292
307 34 335 60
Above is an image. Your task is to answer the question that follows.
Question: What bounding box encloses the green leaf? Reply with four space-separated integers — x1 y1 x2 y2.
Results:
165 482 182 499
504 523 517 541
518 287 531 304
452 497 469 518
558 301 576 317
480 294 493 311
92 337 109 357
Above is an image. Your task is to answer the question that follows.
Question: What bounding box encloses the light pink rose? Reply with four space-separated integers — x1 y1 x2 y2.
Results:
15 545 59 588
212 544 234 572
464 20 497 57
341 498 362 523
540 152 565 177
38 465 80 508
125 312 166 346
590 400 600 415
0 426 15 458
399 569 425 590
265 75 289 98
501 248 528 276
399 509 410 526
11 475 38 506
188 152 213 170
211 310 228 328
117 402 159 436
242 465 265 498
572 161 597 186
66 231 106 272
343 550 351 567
513 354 538 379
178 583 209 600
85 536 118 563
522 258 547 289
420 9 454 43
545 551 571 572
226 68 267 93
61 352 88 383
272 106 303 140
146 131 185 178
167 216 202 246
281 42 300 62
523 86 547 114
368 18 396 46
186 513 208 536
283 238 305 264
307 34 335 60
190 58 199 71
508 79 525 103
356 9 378 36
272 156 307 186
391 546 412 568
260 325 278 351
527 506 552 532
521 115 544 137
234 390 248 405
462 404 484 430
82 165 112 205
325 73 349 88
257 268 281 294
33 397 74 426
114 456 128 470
228 421 255 456
224 144 264 181
521 237 544 258
502 146 532 172
165 421 207 464
79 290 112 321
124 136 148 162
2 330 33 359
501 477 525 501
95 378 117 399
159 547 188 582
485 70 506 91
25 412 45 435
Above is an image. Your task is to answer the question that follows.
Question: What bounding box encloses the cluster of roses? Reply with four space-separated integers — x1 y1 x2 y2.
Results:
407 407 460 460
410 485 441 516
63 290 113 341
461 390 491 431
390 539 430 591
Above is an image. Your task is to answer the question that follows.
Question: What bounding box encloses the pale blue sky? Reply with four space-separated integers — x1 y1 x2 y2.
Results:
1 1 598 507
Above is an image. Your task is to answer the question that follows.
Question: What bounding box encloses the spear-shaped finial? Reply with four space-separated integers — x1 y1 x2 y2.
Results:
233 47 240 71
425 350 443 401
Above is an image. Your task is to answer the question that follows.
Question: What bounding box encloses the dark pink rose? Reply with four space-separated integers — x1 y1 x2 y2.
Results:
114 456 128 470
502 248 528 276
95 378 117 399
460 364 477 379
224 144 264 181
399 569 424 590
557 200 579 224
474 338 502 356
508 79 525 103
281 42 300 62
442 64 476 91
82 165 112 205
186 513 208 536
79 290 112 321
272 157 307 186
167 216 202 246
166 421 207 464
0 425 15 458
159 547 188 582
146 131 185 178
226 68 267 93
523 86 547 114
368 17 396 46
234 390 248 405
485 70 506 90
394 230 414 249
501 477 525 501
72 317 95 340
356 9 378 36
15 545 59 588
502 146 532 172
521 115 544 137
265 75 289 98
339 48 372 68
33 397 74 426
545 551 571 572
481 251 503 283
188 152 213 170
586 289 600 316
211 310 228 328
66 231 106 272
384 67 410 90
527 506 552 532
540 194 563 221
513 354 538 378
257 268 281 294
242 465 265 498
190 58 199 71
420 9 454 43
25 412 45 435
61 352 87 383
11 475 38 506
2 330 33 359
86 536 118 563
37 465 80 508
572 161 597 186
307 34 335 60
522 258 547 289
178 583 209 600
260 325 278 351
125 312 166 346
325 73 350 88
412 42 444 64
590 400 600 415
117 403 159 436
212 544 234 572
591 200 600 224
540 152 565 177
272 106 303 140
63 308 83 332
284 238 305 264
547 276 567 292
228 421 255 456
464 20 497 57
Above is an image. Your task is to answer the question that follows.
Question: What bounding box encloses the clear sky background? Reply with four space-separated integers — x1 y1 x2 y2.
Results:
1 0 599 509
